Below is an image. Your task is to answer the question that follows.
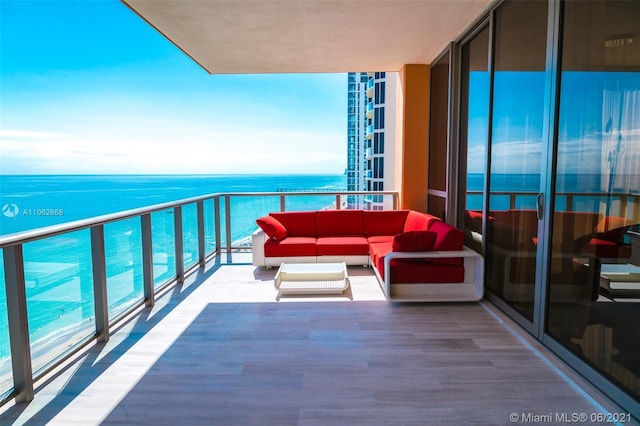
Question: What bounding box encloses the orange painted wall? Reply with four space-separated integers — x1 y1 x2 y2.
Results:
398 64 430 211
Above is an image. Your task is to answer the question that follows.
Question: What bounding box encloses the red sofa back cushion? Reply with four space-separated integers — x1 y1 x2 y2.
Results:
429 220 464 265
270 212 316 237
404 210 440 232
392 231 436 252
364 210 409 236
429 220 464 251
316 210 364 237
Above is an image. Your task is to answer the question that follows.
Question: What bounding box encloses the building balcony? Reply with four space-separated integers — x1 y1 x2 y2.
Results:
366 79 374 97
366 101 374 119
0 189 629 423
366 124 374 139
365 147 373 160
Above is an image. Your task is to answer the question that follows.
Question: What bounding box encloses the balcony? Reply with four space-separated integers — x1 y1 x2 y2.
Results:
366 79 374 97
365 147 373 160
366 101 374 119
366 124 374 140
0 190 625 423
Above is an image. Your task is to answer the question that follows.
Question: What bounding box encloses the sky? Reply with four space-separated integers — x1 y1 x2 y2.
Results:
0 0 348 175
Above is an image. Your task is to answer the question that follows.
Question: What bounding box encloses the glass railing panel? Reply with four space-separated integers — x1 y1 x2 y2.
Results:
23 230 95 374
228 196 280 248
151 209 176 288
181 203 198 270
104 219 143 320
203 198 216 255
0 250 12 397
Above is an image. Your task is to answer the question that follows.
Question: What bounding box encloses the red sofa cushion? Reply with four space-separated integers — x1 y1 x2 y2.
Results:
428 220 464 266
369 241 392 267
392 231 436 252
376 258 464 283
270 212 316 237
264 237 317 257
316 210 364 237
256 216 287 241
363 210 409 236
316 236 369 256
403 210 440 232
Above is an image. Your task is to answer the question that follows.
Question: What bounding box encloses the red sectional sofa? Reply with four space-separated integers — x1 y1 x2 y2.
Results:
252 209 484 301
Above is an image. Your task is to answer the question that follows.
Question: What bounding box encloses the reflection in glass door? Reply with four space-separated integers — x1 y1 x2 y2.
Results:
547 0 640 405
484 0 548 322
459 26 489 254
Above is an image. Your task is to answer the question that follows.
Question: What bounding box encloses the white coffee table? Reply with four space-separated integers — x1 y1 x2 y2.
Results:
274 262 350 295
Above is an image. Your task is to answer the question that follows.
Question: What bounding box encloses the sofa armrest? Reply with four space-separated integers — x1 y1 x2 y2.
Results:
252 228 268 266
382 247 483 297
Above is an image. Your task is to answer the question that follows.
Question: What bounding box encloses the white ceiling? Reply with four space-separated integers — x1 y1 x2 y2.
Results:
122 0 493 74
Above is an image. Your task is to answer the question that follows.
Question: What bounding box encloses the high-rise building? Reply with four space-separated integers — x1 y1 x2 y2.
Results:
346 72 369 208
347 72 396 210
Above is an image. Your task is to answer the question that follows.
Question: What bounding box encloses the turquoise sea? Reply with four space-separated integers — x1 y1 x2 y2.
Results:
0 174 347 236
0 174 346 387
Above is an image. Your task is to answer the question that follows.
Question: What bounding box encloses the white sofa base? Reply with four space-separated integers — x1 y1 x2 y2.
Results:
373 247 484 302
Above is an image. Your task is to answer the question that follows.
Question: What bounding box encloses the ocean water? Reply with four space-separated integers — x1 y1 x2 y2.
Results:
0 174 347 236
0 174 347 385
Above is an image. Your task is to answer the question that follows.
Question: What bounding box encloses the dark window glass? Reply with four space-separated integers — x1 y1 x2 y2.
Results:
547 0 640 403
429 53 450 193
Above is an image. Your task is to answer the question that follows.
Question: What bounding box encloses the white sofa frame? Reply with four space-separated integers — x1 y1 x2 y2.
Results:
373 247 484 302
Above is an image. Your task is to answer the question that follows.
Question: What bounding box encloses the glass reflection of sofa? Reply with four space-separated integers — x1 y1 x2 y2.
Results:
479 209 602 303
578 216 637 264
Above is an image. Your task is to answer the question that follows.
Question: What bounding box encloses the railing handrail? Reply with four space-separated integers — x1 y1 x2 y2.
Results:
466 189 640 196
0 190 400 248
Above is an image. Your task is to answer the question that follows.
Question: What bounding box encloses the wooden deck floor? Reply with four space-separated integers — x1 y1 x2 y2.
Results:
0 254 624 425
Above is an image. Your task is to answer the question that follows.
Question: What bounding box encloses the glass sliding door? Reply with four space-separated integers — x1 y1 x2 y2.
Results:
485 0 548 321
459 26 490 254
547 0 640 404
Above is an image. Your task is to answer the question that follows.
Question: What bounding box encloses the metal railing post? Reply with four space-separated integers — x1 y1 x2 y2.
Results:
566 195 573 212
225 195 232 252
3 244 34 403
174 206 184 283
214 196 221 255
280 195 285 212
141 214 155 307
196 200 205 266
90 225 109 343
336 195 341 210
